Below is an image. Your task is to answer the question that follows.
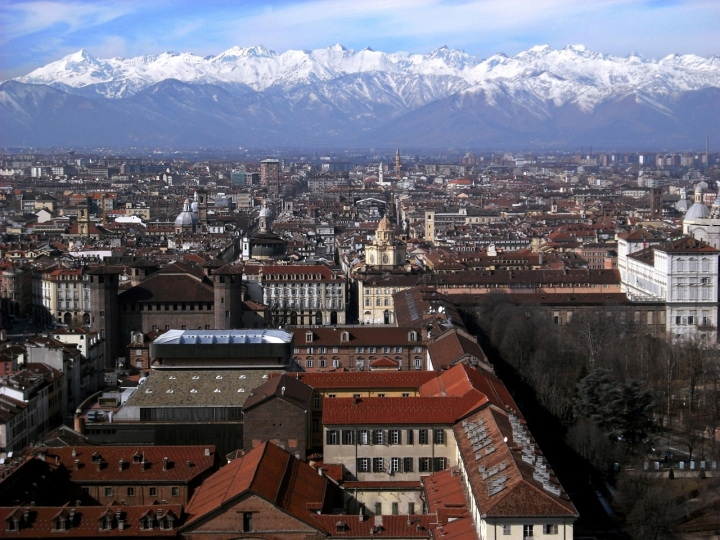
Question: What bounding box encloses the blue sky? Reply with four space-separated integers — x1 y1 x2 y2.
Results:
1 0 719 80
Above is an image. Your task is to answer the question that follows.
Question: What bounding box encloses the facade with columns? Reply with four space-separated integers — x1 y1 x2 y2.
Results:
244 264 346 326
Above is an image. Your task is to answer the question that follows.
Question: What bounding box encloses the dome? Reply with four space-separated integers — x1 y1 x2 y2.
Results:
685 202 710 221
377 215 391 231
695 181 708 193
175 198 199 227
675 199 690 212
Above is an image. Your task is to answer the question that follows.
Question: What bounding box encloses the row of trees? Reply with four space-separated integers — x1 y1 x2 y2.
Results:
474 293 720 461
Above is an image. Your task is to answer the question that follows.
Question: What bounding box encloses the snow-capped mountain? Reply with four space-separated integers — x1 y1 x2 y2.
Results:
4 44 720 148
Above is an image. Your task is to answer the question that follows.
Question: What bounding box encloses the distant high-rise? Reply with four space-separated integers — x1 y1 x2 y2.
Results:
261 158 280 195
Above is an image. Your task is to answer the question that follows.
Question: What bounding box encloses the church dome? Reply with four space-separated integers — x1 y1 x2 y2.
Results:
175 198 199 227
685 201 710 221
377 215 391 230
675 199 690 212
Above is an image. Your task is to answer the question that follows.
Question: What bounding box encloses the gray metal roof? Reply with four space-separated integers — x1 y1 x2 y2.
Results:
152 329 292 346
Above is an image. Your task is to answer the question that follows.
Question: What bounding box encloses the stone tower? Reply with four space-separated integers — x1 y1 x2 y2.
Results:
77 199 90 237
86 266 121 370
213 265 244 330
196 188 208 227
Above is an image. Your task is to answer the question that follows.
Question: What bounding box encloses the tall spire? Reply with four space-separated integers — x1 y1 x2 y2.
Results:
394 144 401 175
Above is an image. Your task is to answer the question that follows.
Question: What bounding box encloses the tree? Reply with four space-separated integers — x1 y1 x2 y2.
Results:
576 369 656 450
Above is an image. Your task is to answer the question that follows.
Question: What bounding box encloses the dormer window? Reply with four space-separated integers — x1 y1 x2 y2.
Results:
409 331 417 341
340 331 349 342
306 332 313 343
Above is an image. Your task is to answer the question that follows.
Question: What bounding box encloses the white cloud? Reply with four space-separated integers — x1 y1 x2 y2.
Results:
0 1 135 43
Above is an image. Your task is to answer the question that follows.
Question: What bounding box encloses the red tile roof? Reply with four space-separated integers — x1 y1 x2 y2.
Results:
419 364 521 418
322 393 487 426
183 442 333 532
0 504 181 537
454 407 576 518
30 446 215 483
422 469 478 540
312 514 436 538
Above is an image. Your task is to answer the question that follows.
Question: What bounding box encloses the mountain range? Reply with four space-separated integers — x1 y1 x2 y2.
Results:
2 44 719 149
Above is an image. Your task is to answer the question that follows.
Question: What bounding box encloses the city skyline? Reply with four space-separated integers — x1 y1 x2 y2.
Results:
2 0 719 81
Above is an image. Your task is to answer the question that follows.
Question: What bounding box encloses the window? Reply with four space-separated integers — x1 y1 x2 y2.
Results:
332 347 339 353
104 487 113 497
419 457 431 472
306 360 313 368
383 347 391 354
408 502 415 515
314 395 320 408
407 429 414 445
313 419 320 432
357 457 369 472
319 347 327 354
243 513 253 533
294 348 301 354
392 502 399 515
433 457 446 471
326 430 339 445
136 349 142 356
307 347 314 354
402 393 410 398
359 430 369 445
99 310 104 318
369 347 377 353
395 347 402 353
377 393 386 398
543 524 558 534
319 360 326 368
389 429 400 445
356 347 364 353
375 502 382 515
523 525 534 538
688 316 695 325
676 316 682 325
503 524 511 535
403 457 413 473
374 430 384 445
333 359 340 368
373 457 384 472
225 311 230 318
149 487 157 497
434 429 445 445
391 457 401 472
172 487 179 496
342 430 355 445
414 357 422 369
127 487 135 496
306 331 313 342
419 429 428 444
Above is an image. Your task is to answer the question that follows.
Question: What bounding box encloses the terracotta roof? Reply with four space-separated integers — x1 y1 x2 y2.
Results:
26 445 215 483
419 365 519 417
454 407 577 518
242 373 313 411
119 272 214 304
426 330 488 370
369 356 400 368
274 371 436 390
342 481 422 490
422 469 478 540
0 505 181 537
322 393 487 426
183 442 333 532
312 514 436 538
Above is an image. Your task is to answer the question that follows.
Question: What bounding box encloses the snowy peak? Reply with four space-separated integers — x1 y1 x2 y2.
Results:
14 44 720 108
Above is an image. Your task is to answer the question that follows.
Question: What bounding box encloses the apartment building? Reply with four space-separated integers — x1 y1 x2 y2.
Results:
290 327 425 372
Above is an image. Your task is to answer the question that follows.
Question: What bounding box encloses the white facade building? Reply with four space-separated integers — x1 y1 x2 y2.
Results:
620 236 719 341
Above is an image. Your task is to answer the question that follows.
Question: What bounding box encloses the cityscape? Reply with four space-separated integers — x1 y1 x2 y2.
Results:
1 1 720 539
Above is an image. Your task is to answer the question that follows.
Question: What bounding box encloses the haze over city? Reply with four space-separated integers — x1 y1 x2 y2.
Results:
1 2 720 540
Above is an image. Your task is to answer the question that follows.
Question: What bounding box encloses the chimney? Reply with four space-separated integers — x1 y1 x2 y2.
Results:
23 508 30 521
186 460 192 469
163 457 168 471
141 459 146 471
74 459 79 470
118 459 124 472
318 466 324 476
204 448 210 457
